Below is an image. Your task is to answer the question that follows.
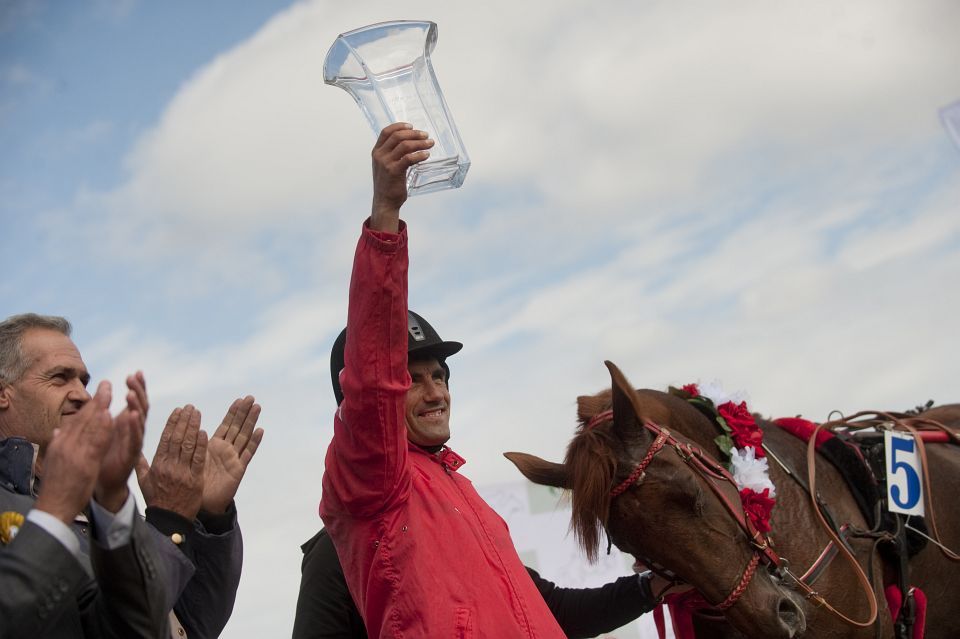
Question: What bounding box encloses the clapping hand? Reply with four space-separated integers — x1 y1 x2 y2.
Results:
95 372 148 513
35 381 115 523
136 405 207 520
202 396 264 514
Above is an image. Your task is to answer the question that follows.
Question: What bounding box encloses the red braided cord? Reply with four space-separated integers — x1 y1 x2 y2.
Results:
717 552 760 610
586 409 613 430
610 429 668 497
610 464 646 498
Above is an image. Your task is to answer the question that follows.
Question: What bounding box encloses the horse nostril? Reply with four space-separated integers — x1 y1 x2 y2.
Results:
777 597 806 636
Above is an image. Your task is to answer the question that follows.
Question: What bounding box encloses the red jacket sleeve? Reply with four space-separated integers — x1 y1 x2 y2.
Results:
322 220 412 518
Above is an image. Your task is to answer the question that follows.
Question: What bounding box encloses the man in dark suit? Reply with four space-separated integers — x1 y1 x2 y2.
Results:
0 313 263 638
0 319 167 638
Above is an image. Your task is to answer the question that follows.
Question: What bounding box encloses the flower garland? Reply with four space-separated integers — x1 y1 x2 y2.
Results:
673 383 776 534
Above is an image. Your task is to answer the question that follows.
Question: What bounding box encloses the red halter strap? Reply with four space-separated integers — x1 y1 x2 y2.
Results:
586 409 614 430
610 427 670 497
588 410 782 610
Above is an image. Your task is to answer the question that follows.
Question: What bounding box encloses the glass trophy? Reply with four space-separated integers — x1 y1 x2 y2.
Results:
324 20 470 196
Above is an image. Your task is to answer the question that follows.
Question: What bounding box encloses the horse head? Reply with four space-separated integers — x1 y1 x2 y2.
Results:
506 361 806 638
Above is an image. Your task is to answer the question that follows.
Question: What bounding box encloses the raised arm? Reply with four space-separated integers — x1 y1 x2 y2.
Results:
321 124 433 518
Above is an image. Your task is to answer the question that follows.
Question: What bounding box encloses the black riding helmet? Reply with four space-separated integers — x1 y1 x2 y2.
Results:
330 310 463 404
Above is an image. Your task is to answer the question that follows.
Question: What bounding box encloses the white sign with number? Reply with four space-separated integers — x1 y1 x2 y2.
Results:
885 431 925 517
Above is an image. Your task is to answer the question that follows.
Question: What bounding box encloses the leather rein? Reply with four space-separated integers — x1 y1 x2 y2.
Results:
815 410 960 564
773 410 960 628
587 409 781 610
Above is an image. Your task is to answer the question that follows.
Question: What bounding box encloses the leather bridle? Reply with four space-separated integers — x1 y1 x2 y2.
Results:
587 409 782 610
588 406 913 629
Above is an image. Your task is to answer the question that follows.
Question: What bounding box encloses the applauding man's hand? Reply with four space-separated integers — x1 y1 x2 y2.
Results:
95 372 148 513
202 396 264 514
136 405 207 520
35 381 115 523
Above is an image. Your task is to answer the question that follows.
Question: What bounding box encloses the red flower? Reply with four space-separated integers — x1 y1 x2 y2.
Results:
681 383 700 397
718 401 765 457
740 487 776 534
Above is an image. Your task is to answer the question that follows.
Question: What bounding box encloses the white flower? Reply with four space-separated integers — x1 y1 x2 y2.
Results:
730 446 776 497
697 380 750 408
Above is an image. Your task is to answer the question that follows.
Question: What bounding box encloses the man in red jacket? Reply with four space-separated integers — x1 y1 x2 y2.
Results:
319 123 573 637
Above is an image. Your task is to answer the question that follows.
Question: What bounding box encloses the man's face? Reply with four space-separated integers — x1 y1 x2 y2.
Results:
0 328 91 453
404 357 451 447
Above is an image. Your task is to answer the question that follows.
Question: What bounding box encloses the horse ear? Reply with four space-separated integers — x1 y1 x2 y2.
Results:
504 452 572 489
604 360 645 441
577 393 610 422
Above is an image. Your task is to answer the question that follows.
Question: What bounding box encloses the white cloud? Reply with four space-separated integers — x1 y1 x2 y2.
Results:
52 0 959 285
10 1 960 637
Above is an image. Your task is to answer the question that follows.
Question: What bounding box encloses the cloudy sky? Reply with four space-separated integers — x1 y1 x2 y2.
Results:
3 0 959 636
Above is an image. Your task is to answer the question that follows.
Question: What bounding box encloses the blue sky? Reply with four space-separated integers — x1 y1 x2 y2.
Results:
2 1 296 342
3 1 959 636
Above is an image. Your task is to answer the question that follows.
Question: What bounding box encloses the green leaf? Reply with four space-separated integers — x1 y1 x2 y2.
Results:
715 434 734 459
715 415 731 435
689 396 718 413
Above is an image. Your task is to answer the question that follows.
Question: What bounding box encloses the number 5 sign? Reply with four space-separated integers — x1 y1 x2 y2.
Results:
885 431 925 517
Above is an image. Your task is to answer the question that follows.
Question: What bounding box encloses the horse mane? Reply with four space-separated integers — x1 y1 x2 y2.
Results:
564 390 618 563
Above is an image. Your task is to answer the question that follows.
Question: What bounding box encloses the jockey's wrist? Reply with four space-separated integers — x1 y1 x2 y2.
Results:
638 571 662 603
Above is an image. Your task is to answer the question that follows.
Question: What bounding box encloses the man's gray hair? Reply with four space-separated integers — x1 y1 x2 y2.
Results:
0 313 72 384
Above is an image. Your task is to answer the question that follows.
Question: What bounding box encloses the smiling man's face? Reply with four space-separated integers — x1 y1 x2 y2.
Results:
404 357 451 447
0 328 91 454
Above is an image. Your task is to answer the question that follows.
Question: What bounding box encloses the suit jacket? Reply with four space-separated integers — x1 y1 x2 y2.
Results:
143 503 244 638
0 509 168 639
0 437 242 639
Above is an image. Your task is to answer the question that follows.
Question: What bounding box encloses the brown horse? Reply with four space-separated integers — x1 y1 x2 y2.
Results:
506 362 960 638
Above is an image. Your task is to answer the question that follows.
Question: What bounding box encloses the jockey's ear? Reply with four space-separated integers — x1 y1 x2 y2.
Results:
503 452 571 489
605 361 646 444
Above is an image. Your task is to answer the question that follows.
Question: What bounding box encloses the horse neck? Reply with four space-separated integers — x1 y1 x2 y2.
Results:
672 408 726 455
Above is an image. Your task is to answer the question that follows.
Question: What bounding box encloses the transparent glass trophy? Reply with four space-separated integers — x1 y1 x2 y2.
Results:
323 20 470 196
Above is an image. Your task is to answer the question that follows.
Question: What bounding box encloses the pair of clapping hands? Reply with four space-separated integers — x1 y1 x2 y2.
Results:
35 371 263 525
35 375 148 523
135 388 264 520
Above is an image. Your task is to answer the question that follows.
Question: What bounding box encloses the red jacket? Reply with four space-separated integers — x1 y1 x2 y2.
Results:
320 221 567 638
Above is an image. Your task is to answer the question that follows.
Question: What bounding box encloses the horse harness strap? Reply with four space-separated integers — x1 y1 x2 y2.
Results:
591 410 782 609
840 412 960 563
797 523 851 587
592 407 887 625
797 422 880 628
809 412 959 637
609 427 668 497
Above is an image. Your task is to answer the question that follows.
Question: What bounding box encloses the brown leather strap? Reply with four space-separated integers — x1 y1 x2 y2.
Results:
886 415 959 562
607 418 780 610
825 411 960 562
802 423 879 627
